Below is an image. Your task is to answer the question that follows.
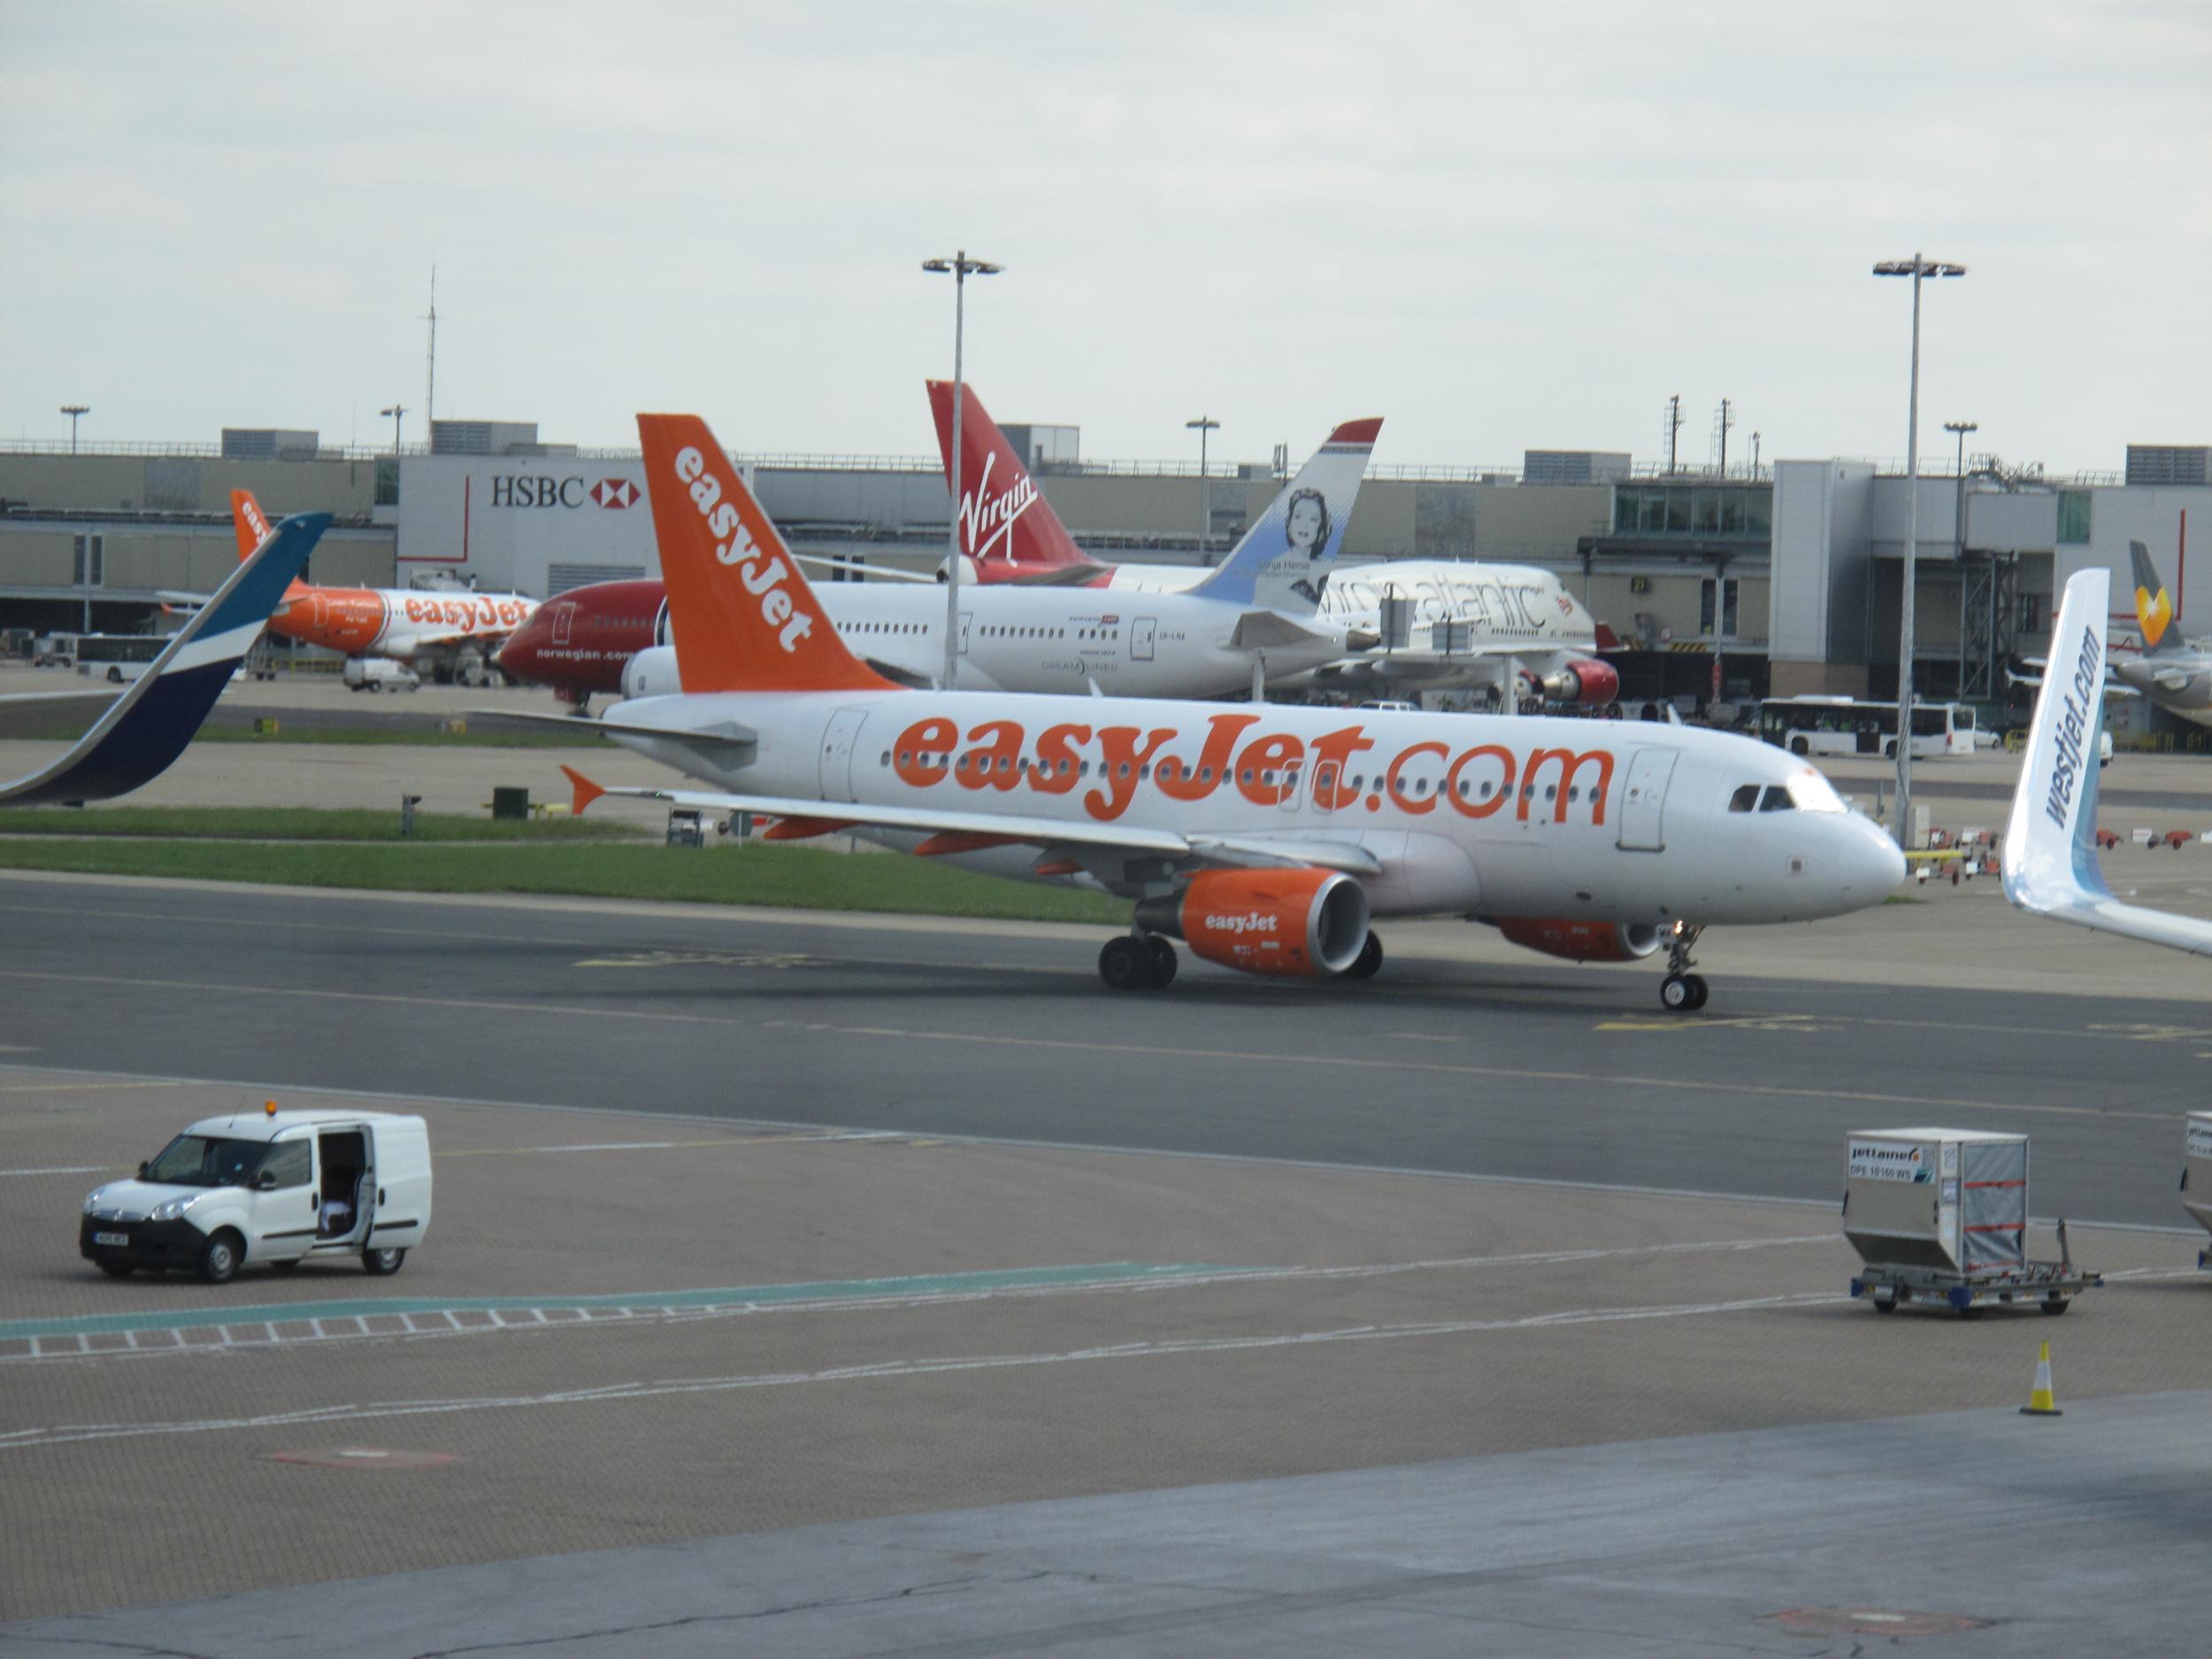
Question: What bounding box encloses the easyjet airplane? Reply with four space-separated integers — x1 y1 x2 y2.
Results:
925 380 1618 706
229 490 539 684
496 419 1381 707
556 414 1902 1010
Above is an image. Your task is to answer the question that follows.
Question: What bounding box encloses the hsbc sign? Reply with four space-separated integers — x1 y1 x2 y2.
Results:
490 475 640 510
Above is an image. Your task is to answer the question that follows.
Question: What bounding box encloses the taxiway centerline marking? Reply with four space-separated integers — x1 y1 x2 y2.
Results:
0 1236 1839 1356
0 1291 1847 1449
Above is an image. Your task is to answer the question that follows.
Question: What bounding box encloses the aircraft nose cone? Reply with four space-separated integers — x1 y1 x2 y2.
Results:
1855 820 1908 895
494 631 530 676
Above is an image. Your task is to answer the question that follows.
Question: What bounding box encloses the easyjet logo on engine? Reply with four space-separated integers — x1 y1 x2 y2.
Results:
889 712 1617 827
672 445 812 653
1203 911 1279 935
957 452 1038 564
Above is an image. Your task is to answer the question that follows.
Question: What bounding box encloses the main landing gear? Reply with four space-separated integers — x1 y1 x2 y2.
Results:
1100 933 1178 990
1659 922 1708 1012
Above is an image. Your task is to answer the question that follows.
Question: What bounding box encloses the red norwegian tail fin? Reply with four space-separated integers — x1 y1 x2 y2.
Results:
925 380 1101 578
230 489 311 596
634 414 898 695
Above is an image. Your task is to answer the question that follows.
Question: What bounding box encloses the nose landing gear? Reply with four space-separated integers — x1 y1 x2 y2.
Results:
1659 922 1708 1011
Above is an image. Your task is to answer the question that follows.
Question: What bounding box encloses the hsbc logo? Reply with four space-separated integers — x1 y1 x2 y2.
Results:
489 475 641 509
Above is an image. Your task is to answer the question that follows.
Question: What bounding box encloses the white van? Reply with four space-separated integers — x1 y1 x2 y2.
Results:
343 657 420 693
80 1109 432 1283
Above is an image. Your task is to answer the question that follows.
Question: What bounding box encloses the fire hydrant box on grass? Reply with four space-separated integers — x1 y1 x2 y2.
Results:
1844 1128 2027 1276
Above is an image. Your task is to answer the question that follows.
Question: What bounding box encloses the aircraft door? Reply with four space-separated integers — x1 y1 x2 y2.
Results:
1615 748 1677 851
549 601 576 647
956 611 972 657
818 706 872 803
1132 618 1156 662
1310 761 1340 814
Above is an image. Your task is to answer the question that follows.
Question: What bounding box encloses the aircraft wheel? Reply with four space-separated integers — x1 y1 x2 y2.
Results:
1347 932 1384 979
1143 936 1178 987
1683 973 1709 1010
1099 937 1151 991
1660 973 1696 1012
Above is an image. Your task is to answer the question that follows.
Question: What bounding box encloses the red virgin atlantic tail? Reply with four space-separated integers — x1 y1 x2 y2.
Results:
925 380 1109 585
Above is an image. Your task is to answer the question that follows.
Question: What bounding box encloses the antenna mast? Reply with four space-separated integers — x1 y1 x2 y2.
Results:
422 265 438 436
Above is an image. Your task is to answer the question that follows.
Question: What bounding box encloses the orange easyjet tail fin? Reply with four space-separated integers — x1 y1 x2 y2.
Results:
634 415 899 695
231 489 311 596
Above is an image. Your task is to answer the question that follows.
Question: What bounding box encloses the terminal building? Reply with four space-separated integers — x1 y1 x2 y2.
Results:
3 421 2205 729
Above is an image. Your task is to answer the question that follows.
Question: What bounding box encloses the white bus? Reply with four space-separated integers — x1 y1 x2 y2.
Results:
1756 695 1976 760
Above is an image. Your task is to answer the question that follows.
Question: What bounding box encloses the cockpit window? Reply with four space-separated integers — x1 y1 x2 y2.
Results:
1757 787 1795 811
1728 785 1760 813
1785 769 1848 813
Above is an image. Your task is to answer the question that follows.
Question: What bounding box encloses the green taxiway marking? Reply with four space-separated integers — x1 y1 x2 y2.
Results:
3 1262 1226 1342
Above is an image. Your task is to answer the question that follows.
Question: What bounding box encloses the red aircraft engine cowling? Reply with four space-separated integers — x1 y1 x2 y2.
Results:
1494 918 1663 964
1134 868 1371 978
1532 657 1621 706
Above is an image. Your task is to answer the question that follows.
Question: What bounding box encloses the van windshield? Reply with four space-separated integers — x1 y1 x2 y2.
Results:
142 1134 276 1187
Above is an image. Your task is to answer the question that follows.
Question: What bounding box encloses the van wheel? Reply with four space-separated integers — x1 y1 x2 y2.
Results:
362 1248 406 1276
96 1260 134 1279
197 1230 243 1285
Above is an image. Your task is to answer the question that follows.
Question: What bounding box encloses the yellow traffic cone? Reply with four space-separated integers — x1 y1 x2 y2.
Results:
2020 1340 2062 1417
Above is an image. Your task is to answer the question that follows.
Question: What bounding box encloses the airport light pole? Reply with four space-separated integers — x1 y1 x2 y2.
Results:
1187 415 1220 558
1945 419 1978 558
922 250 1002 689
1872 253 1967 849
60 404 88 453
380 404 406 455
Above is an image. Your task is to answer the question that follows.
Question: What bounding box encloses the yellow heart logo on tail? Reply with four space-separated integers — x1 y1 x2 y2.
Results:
2139 586 2173 648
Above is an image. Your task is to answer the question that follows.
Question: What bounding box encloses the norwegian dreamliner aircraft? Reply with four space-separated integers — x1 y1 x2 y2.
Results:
229 491 538 684
0 514 325 805
496 420 1381 707
561 414 1902 1010
924 380 1617 706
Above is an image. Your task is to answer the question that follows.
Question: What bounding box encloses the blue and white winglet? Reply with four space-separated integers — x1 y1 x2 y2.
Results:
2003 566 2212 955
0 512 328 807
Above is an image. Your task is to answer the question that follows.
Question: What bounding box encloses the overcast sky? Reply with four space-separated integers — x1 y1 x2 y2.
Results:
3 2 2206 475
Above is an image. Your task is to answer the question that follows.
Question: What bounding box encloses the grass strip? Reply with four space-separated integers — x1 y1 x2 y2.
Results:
0 838 1133 923
0 806 634 842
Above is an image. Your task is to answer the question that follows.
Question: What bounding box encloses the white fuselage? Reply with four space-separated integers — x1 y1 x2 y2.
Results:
603 689 1903 925
627 581 1348 700
1076 558 1598 691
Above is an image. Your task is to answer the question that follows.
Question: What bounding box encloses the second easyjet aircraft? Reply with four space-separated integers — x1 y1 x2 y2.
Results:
230 490 538 684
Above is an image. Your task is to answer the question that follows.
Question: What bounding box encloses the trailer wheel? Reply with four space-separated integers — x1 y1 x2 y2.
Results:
1955 1303 1984 1320
1870 1294 1897 1313
2039 1298 2070 1316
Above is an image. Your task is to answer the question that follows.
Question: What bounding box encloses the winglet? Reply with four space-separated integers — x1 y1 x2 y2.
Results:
634 415 898 695
2005 566 2113 913
1189 417 1382 613
924 380 1101 578
560 764 606 818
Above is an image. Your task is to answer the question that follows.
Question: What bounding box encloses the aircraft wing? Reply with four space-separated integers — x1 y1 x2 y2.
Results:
2003 567 2212 955
468 706 760 761
0 513 327 806
559 768 1383 884
1227 610 1345 652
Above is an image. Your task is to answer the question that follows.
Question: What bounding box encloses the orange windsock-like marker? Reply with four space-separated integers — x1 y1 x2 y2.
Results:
560 765 606 818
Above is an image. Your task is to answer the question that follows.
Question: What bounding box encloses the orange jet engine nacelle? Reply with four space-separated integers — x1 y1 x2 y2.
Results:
1134 867 1371 978
1494 918 1663 964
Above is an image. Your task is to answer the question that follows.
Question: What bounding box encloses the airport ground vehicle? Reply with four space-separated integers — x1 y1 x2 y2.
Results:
344 657 421 693
1755 695 1976 759
80 1108 432 1282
